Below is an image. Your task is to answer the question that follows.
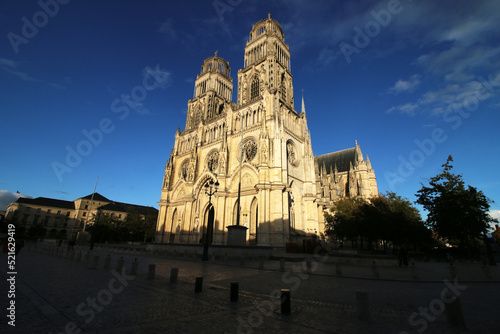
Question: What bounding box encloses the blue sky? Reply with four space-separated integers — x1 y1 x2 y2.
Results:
1 0 499 224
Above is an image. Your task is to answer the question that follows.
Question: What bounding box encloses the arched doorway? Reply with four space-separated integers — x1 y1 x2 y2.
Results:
203 204 215 245
249 197 258 245
170 209 178 243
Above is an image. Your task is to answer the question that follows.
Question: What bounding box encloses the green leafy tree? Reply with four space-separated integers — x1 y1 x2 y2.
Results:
416 156 496 253
324 196 367 248
87 212 119 243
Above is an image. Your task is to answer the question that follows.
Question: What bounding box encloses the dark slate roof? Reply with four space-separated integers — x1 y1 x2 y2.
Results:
16 197 75 209
80 193 111 202
99 202 158 215
315 147 356 173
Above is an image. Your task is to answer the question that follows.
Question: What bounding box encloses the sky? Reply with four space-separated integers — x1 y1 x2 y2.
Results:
1 0 499 225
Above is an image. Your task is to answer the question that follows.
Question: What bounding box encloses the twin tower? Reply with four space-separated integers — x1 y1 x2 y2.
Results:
155 15 378 247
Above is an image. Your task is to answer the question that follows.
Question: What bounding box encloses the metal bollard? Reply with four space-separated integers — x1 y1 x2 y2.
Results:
230 282 239 302
116 257 124 272
169 268 179 284
444 292 466 328
91 255 99 268
482 264 492 280
371 262 380 279
356 291 370 320
130 258 139 276
75 251 82 263
104 255 111 269
281 289 291 315
147 264 156 279
195 276 203 293
449 264 458 280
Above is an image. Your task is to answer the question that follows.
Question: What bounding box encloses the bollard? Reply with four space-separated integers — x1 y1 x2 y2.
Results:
130 258 139 276
444 292 466 328
169 268 179 284
195 276 203 293
91 255 99 268
411 264 419 281
281 289 291 315
306 259 312 274
75 251 82 263
230 282 239 302
147 264 156 279
116 257 124 272
104 255 111 269
481 264 492 280
356 291 370 320
449 264 458 280
371 262 380 279
280 258 285 272
336 263 342 276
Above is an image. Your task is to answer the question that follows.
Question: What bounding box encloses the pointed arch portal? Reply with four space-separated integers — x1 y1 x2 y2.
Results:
203 204 215 245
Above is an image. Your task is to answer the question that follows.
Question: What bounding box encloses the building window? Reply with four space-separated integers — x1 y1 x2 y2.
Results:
43 216 49 226
66 211 70 216
47 209 52 214
118 214 122 219
57 210 61 215
85 205 88 209
34 215 40 224
251 77 259 100
82 212 86 217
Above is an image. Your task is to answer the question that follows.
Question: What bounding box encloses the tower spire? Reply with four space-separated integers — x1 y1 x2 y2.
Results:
301 89 306 116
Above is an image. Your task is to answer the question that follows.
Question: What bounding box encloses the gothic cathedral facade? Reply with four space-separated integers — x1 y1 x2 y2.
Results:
155 15 378 247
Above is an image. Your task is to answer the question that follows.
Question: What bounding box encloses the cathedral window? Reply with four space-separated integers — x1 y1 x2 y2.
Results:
207 150 219 173
251 77 259 100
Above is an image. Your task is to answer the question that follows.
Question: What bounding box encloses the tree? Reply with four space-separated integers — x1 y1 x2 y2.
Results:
416 155 496 253
324 192 434 251
324 196 367 248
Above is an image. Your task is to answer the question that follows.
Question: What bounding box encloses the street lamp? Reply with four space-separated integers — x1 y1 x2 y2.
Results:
202 179 219 261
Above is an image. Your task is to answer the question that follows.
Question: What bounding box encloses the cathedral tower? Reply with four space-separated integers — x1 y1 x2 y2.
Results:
155 15 378 248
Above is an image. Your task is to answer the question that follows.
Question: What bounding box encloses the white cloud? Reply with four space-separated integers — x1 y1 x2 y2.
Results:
388 75 421 94
386 102 419 116
0 190 32 211
158 18 177 40
490 210 500 221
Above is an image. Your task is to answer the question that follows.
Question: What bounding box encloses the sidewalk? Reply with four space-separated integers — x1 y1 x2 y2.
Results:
1 245 498 333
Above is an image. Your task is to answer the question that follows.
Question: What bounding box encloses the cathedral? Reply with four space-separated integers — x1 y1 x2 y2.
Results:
155 15 378 247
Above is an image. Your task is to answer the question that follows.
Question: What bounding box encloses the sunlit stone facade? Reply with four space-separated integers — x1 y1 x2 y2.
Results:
155 15 378 247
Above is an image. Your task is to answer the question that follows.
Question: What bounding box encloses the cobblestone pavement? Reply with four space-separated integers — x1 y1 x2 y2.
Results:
0 244 499 334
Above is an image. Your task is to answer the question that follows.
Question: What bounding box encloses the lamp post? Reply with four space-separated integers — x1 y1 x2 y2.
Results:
202 179 219 261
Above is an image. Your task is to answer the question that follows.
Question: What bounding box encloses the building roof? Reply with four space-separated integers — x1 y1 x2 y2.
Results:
315 147 356 173
80 193 111 202
16 197 75 209
99 202 158 215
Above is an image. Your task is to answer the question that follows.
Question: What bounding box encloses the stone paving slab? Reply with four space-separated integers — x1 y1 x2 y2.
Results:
1 245 499 333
